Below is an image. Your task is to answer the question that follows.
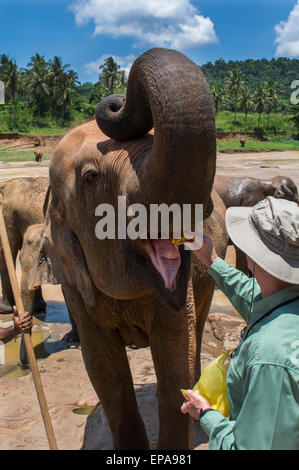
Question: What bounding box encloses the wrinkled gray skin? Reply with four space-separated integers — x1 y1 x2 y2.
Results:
214 175 298 208
214 174 299 274
0 178 48 314
30 48 229 449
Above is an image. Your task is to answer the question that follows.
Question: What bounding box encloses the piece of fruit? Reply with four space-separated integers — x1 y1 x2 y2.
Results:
171 236 194 246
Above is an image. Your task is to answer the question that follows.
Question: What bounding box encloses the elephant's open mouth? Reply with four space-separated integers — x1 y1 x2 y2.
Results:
142 239 182 291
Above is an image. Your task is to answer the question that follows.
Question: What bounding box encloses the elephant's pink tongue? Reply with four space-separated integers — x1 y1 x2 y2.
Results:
148 239 181 291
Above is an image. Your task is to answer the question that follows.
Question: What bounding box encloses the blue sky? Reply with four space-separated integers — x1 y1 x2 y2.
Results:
1 0 299 83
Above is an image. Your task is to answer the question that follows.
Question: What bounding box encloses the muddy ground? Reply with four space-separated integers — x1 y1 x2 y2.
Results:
0 149 298 450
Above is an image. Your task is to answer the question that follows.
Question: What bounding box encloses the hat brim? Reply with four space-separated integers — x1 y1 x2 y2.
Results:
226 207 299 284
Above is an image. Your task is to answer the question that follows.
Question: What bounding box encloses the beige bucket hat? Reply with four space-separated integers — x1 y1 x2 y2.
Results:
226 196 299 284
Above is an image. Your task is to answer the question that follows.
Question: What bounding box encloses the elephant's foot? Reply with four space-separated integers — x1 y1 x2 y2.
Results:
0 299 13 314
62 328 80 348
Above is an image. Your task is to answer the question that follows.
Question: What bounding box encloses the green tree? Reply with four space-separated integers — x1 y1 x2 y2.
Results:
225 67 245 122
264 80 280 129
56 70 80 125
99 57 125 94
49 56 70 116
289 105 299 138
0 55 20 127
238 84 254 124
210 82 226 114
254 83 267 127
25 54 50 125
89 81 107 103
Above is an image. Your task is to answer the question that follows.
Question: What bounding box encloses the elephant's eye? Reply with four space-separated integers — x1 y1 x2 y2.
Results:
82 169 99 184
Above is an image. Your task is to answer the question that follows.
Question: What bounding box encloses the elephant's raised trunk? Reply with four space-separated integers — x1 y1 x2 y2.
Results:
96 48 216 218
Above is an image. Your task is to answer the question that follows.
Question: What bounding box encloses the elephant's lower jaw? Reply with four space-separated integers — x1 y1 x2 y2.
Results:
142 239 181 291
137 240 191 312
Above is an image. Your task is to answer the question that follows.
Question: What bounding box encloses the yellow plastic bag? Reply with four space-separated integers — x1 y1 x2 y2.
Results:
181 350 233 418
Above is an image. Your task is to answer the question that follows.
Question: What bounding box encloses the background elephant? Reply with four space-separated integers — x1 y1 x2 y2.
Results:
214 174 299 274
19 222 79 346
214 174 298 208
0 177 48 314
30 48 229 450
34 151 43 162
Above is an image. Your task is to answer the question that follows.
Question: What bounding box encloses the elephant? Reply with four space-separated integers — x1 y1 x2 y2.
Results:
214 174 298 209
18 222 79 346
0 177 49 314
214 174 299 274
29 48 229 450
34 151 43 162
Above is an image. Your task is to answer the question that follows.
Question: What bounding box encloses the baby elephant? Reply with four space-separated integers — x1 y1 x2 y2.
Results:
21 224 79 346
34 151 43 162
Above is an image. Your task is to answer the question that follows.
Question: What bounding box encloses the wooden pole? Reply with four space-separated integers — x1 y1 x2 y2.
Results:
0 202 58 450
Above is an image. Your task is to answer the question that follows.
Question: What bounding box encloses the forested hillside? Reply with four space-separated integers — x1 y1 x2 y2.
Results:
202 58 299 97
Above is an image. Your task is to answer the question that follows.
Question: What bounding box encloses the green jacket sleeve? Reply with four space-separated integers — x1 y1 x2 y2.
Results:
206 258 261 322
200 363 299 450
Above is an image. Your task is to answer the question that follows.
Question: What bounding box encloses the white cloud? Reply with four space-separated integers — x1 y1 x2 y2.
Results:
84 54 136 78
70 0 218 50
275 1 299 58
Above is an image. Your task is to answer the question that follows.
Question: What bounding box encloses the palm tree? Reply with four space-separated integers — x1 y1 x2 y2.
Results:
99 57 122 94
210 82 226 115
26 70 49 125
254 83 267 127
0 55 19 127
238 84 254 124
264 81 280 129
26 54 50 125
49 56 70 116
56 70 80 125
225 67 245 122
290 106 299 137
27 53 47 70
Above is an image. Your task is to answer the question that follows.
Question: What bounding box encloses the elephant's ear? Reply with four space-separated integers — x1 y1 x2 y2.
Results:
29 200 96 308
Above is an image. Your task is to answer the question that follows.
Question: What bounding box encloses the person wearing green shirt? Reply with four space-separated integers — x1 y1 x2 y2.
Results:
181 196 299 450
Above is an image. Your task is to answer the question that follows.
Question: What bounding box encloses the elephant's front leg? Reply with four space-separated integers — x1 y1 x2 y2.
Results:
62 284 149 450
149 301 197 450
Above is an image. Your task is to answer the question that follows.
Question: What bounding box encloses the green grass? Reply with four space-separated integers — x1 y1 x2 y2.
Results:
216 111 295 136
0 111 88 136
0 150 52 162
217 137 299 152
20 112 87 135
1 110 298 157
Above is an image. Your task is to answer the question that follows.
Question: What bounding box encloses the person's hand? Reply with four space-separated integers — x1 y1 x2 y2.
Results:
12 306 32 336
181 390 211 421
185 234 218 267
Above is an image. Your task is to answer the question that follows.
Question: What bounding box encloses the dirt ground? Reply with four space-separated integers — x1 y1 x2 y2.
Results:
0 149 298 450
